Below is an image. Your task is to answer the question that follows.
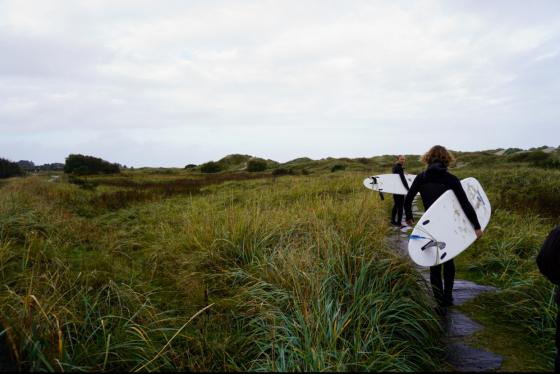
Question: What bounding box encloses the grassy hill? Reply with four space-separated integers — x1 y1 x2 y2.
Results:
184 145 560 175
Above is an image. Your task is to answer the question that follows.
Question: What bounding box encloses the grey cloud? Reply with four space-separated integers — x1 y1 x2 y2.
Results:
0 0 559 166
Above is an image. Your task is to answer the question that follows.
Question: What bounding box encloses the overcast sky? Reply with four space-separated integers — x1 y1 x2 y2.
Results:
1 0 559 166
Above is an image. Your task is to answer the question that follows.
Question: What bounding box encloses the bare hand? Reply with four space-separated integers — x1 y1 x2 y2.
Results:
475 229 483 240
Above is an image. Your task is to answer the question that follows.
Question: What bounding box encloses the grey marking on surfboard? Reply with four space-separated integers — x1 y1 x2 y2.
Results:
476 189 486 207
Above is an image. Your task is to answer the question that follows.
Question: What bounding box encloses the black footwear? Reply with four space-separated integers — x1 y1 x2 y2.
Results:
435 305 447 317
443 295 454 307
390 221 400 227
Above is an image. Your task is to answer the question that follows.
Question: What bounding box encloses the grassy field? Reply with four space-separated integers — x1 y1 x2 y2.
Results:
1 148 559 371
0 172 443 371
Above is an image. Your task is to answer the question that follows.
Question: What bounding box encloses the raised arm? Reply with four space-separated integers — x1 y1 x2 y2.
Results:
404 175 420 223
451 180 481 230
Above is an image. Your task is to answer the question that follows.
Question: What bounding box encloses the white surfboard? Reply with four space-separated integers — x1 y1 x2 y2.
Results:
363 174 416 195
408 177 491 267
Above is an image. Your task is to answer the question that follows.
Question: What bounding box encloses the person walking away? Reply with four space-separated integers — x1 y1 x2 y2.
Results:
404 145 483 314
391 155 409 228
536 226 560 372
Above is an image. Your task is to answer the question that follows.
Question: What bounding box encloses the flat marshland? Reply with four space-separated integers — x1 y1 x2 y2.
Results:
0 149 559 371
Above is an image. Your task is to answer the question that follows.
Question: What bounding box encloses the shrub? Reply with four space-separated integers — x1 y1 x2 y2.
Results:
184 164 197 169
507 150 549 164
503 148 522 155
272 168 292 177
200 161 222 173
0 158 23 178
537 158 560 169
330 164 346 172
247 159 267 172
64 154 120 175
67 175 97 190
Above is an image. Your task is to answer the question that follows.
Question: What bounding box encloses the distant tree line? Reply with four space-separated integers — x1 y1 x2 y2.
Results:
0 158 23 179
38 163 65 171
16 160 64 171
64 154 120 175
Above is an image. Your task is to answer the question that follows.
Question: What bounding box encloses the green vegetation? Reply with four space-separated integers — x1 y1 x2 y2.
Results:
0 158 23 179
64 154 120 175
246 158 267 172
1 145 559 371
453 208 558 371
200 161 223 173
271 168 293 177
451 163 560 371
330 164 346 172
0 171 444 371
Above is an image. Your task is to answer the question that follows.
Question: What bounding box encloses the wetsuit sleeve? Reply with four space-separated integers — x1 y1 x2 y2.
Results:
395 164 410 190
536 226 560 285
450 180 481 230
404 175 420 221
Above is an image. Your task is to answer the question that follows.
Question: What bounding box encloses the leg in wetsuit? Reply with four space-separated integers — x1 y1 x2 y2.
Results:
391 195 404 225
430 259 455 306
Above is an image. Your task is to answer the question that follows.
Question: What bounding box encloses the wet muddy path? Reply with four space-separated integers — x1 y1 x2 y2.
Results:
390 203 504 372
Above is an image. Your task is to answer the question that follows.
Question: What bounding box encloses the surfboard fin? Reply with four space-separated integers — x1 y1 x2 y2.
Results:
421 240 446 251
368 176 384 200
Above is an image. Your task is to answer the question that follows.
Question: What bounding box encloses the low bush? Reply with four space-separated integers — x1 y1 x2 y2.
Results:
272 168 292 177
330 164 346 172
200 161 222 173
506 150 549 164
247 159 267 172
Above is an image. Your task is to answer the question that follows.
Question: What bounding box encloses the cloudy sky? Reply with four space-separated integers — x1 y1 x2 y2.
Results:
1 0 559 166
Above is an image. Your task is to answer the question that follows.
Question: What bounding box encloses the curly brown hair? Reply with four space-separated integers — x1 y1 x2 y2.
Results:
421 145 455 167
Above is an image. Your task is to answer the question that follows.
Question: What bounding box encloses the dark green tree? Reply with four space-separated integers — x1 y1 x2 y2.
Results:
247 159 267 172
64 154 120 175
0 158 23 178
200 161 222 173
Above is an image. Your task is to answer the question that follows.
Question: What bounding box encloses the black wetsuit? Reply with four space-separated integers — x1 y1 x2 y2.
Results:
536 226 560 372
391 163 409 225
404 161 481 306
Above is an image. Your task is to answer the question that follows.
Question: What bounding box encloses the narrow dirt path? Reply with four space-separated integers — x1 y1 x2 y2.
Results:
389 202 503 372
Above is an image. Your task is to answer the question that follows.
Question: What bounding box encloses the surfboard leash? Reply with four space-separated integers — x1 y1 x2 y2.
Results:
411 225 444 266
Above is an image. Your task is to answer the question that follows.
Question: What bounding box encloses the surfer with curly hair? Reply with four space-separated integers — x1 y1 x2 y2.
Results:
391 155 410 228
404 145 483 313
537 226 560 372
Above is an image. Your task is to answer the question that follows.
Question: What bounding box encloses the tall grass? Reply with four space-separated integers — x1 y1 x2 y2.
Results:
454 166 560 216
0 173 444 371
456 206 558 370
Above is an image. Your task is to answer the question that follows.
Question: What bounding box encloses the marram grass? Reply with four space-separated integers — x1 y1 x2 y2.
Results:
1 173 444 371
